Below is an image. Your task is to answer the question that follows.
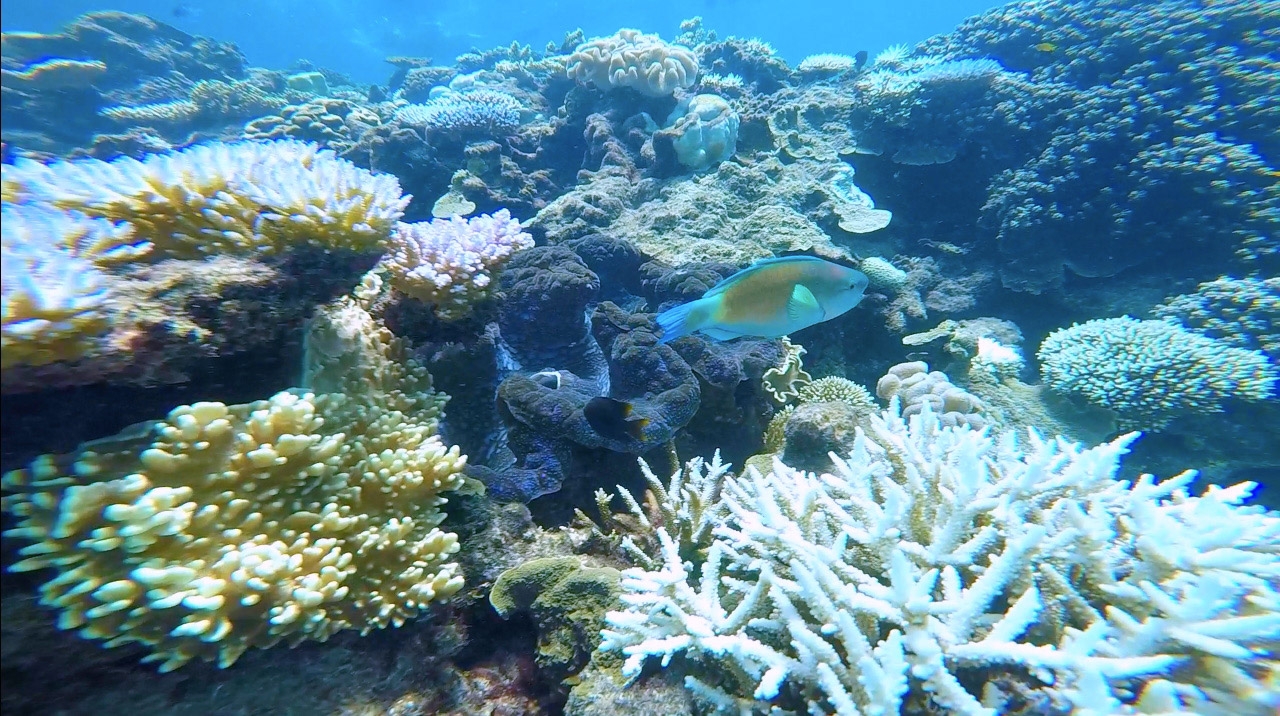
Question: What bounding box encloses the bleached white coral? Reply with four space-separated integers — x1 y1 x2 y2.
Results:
601 404 1280 716
971 336 1025 380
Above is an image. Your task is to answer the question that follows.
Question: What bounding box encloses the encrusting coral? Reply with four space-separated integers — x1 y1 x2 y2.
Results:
601 403 1280 716
1 296 468 672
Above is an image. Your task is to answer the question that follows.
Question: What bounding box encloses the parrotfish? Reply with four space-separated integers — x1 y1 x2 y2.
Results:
656 256 869 343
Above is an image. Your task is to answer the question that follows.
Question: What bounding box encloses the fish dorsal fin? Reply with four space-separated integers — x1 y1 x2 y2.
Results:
704 255 829 298
788 284 824 323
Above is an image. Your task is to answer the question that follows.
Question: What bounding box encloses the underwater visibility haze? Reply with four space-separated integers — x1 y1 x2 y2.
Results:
0 0 1277 714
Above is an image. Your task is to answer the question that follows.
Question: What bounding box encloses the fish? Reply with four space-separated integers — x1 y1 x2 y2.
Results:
584 396 649 442
1033 42 1058 53
854 50 869 71
655 256 869 343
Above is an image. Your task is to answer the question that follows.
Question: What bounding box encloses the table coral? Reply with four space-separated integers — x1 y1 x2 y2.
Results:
1 298 468 672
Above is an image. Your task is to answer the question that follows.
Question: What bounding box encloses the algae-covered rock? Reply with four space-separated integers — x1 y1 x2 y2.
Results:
489 557 621 681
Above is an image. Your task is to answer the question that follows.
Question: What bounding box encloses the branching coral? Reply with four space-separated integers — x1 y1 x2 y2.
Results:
394 89 523 135
602 405 1280 715
1 298 467 672
0 205 118 369
567 29 698 97
1151 276 1280 362
1037 316 1277 431
3 139 408 261
382 209 533 320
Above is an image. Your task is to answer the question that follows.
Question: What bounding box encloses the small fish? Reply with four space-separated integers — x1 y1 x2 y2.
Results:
584 397 649 442
854 50 869 71
1033 42 1058 53
656 256 868 343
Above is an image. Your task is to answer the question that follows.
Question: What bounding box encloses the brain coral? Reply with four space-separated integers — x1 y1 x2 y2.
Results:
1037 316 1277 431
2 139 408 261
1 299 467 672
567 29 698 97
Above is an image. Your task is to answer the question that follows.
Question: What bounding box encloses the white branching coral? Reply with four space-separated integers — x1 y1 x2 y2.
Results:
601 404 1280 716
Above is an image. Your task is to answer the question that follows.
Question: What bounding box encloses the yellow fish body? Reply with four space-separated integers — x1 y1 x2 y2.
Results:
656 256 869 343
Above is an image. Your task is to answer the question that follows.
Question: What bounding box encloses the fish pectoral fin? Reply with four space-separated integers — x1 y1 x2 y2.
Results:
787 284 825 323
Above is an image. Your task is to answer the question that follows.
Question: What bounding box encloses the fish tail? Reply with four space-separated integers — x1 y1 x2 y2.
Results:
625 417 650 440
656 299 707 343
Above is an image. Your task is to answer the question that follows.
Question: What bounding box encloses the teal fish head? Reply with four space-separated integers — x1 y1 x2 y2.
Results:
807 262 869 319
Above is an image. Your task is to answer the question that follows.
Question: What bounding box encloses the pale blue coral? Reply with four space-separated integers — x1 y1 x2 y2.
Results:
1037 316 1277 431
394 89 523 134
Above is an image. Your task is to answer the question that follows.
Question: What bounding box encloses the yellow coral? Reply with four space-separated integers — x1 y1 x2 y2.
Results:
3 140 409 262
1 205 122 369
567 29 698 97
761 336 812 404
100 100 200 125
1 299 466 671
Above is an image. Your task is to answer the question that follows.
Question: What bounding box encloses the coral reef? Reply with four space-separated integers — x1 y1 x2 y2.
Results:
532 155 887 266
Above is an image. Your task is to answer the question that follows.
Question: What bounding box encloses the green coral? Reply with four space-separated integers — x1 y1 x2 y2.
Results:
490 557 621 680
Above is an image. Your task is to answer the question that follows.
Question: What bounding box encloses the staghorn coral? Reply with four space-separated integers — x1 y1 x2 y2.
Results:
567 29 698 97
382 209 533 320
1 298 467 672
1037 316 1277 432
602 405 1280 716
4 139 408 261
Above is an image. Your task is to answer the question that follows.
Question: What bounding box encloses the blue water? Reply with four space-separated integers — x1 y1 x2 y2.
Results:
2 0 999 83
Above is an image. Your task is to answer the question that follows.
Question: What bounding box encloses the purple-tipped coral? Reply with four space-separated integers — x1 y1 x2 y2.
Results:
383 209 534 320
394 90 523 135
